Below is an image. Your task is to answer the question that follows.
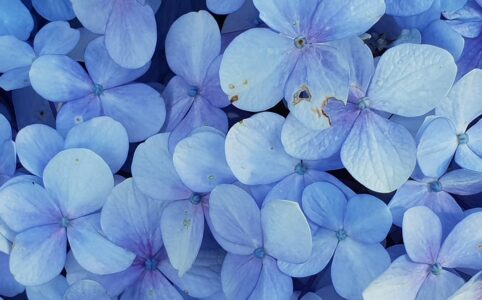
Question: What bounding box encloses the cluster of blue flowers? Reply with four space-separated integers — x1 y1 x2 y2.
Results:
0 0 482 299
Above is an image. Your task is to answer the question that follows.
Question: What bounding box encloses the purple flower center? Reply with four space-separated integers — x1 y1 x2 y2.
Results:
253 247 265 259
430 181 443 193
144 259 158 271
336 229 348 241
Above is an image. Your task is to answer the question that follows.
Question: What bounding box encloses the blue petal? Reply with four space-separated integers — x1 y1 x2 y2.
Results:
0 0 33 40
11 87 56 129
331 240 391 300
0 141 16 179
65 116 129 173
343 194 392 243
43 148 114 218
367 44 457 117
173 128 235 193
209 184 262 255
0 36 35 73
31 0 75 21
385 0 434 16
0 252 24 297
261 200 312 264
104 0 157 69
55 94 102 137
29 55 93 102
402 206 442 264
388 180 431 227
26 275 68 300
455 143 482 172
0 181 62 232
68 214 135 275
100 83 166 142
10 224 67 286
438 212 482 269
101 178 164 256
302 182 347 231
122 270 183 300
341 110 416 193
70 0 114 34
417 270 464 300
63 280 110 300
132 133 191 201
0 67 31 91
422 20 465 60
161 200 204 276
15 124 64 177
34 22 79 56
207 0 245 14
225 112 299 185
220 28 297 111
84 37 150 89
220 253 262 300
440 169 482 195
449 271 482 300
248 256 293 300
166 10 220 85
278 228 338 277
363 255 430 300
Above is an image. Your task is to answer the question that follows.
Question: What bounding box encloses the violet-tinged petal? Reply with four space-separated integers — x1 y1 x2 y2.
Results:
34 21 79 56
221 253 262 300
70 0 115 34
417 270 465 300
55 94 102 137
63 280 110 300
248 256 293 300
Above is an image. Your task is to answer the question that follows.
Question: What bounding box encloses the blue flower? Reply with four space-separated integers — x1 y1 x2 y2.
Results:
209 184 312 299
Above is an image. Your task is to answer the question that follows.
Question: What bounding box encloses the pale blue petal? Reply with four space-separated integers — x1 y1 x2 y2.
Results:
438 212 482 269
209 184 262 255
422 20 465 60
56 94 102 137
0 181 62 232
344 194 392 243
29 55 93 102
0 252 24 297
0 36 35 72
284 45 349 130
388 180 430 227
0 67 31 91
402 206 442 264
104 0 156 69
31 0 75 21
161 200 204 276
417 270 465 299
416 117 458 178
70 0 114 34
363 255 430 300
278 228 338 277
84 37 150 89
0 113 11 141
0 0 33 40
166 10 220 85
101 83 166 142
367 44 456 117
225 112 299 185
173 128 235 193
220 28 297 111
467 119 482 157
132 133 192 201
63 280 109 300
455 144 482 172
68 214 135 275
26 275 68 300
65 116 129 173
10 225 67 286
424 192 464 235
0 141 16 178
207 0 244 14
121 269 182 300
221 253 262 300
43 148 114 218
34 21 79 56
202 55 230 108
448 271 482 300
440 169 482 195
101 178 164 255
302 182 347 231
332 240 391 300
15 124 64 177
248 256 292 300
385 0 434 16
261 200 312 264
341 110 416 193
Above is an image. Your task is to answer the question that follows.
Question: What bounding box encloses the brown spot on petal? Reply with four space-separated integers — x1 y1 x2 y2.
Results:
230 95 239 103
293 84 311 105
311 97 335 126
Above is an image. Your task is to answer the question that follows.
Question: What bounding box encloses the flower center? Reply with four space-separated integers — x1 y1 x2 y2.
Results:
93 83 104 96
294 162 307 175
429 180 443 193
253 247 265 259
431 263 442 275
144 259 158 271
59 217 70 228
458 133 469 145
190 193 202 205
188 86 199 97
336 229 348 241
358 97 370 110
294 36 307 49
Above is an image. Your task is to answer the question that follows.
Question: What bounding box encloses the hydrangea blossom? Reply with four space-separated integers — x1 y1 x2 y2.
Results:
0 149 134 285
364 206 482 299
29 37 165 142
209 184 312 299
